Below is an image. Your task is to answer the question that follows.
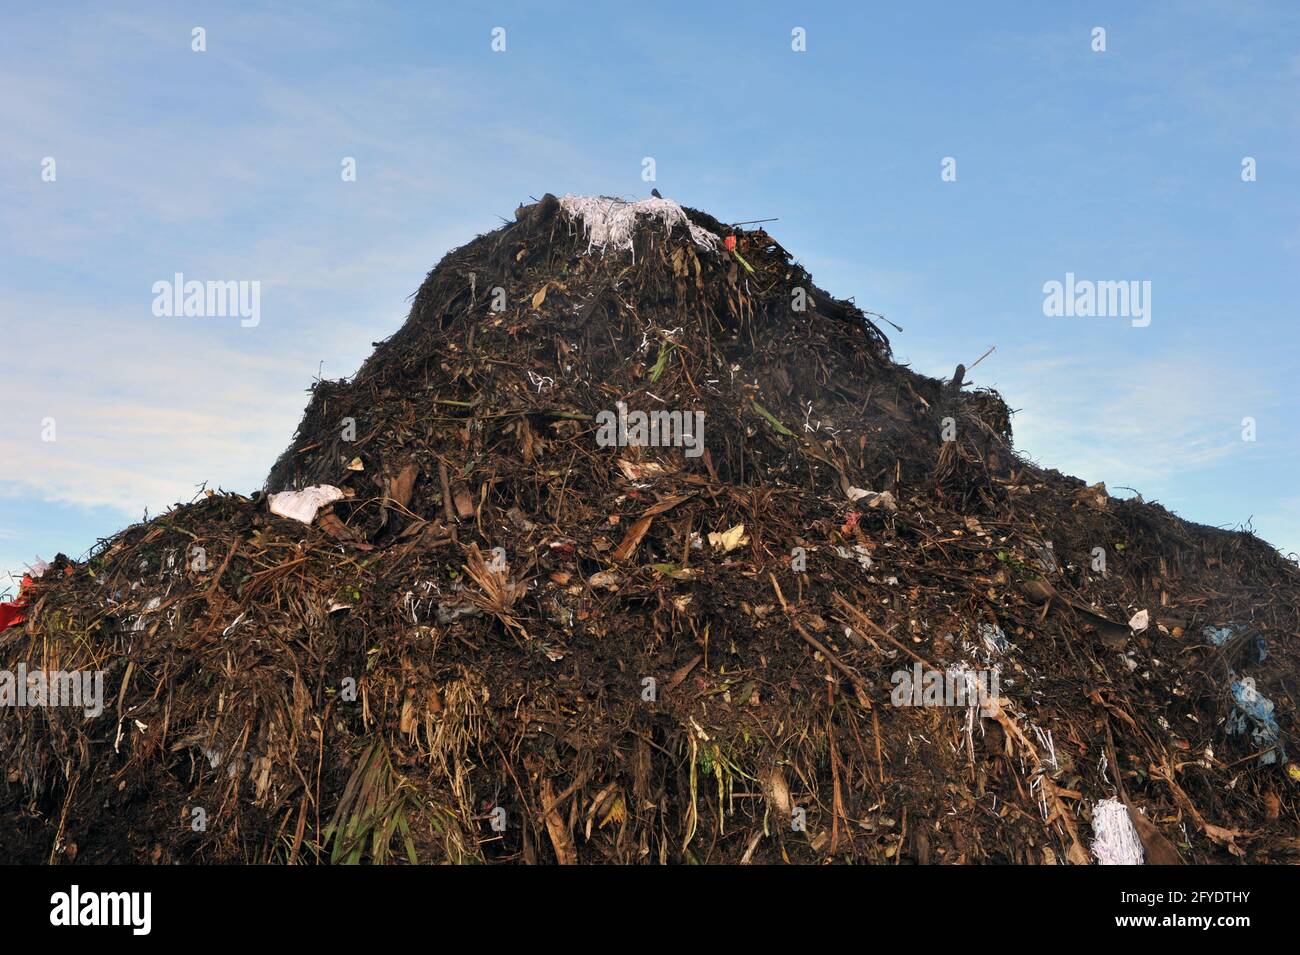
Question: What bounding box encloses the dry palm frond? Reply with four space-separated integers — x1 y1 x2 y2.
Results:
462 544 528 640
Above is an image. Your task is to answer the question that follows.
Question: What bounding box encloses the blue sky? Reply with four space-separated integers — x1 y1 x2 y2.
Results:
2 1 1297 596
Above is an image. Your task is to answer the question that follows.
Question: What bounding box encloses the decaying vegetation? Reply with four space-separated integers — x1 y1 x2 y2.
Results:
3 194 1296 864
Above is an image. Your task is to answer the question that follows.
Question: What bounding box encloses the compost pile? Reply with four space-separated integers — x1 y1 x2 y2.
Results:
4 194 1298 865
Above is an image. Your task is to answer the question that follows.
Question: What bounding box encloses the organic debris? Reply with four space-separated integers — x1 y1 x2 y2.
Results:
3 194 1298 865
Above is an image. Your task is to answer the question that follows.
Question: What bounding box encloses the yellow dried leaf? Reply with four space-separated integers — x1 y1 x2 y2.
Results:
599 795 626 829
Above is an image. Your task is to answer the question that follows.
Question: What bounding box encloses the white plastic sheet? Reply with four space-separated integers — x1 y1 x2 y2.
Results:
268 485 345 524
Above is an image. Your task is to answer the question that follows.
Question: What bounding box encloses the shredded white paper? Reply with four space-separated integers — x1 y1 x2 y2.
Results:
1091 797 1145 865
559 194 720 255
268 485 345 524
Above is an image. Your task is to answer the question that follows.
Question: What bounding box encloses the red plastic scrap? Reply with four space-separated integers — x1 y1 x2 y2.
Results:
0 603 23 630
0 574 35 631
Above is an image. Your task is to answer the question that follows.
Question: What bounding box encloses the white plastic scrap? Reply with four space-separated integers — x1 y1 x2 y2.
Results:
835 544 873 570
1031 724 1058 773
130 596 162 632
1091 798 1145 865
845 487 898 511
268 485 345 524
558 194 720 255
1128 609 1149 632
978 622 1010 655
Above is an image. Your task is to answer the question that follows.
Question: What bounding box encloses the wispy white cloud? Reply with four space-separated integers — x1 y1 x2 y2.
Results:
994 345 1279 487
0 298 303 513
